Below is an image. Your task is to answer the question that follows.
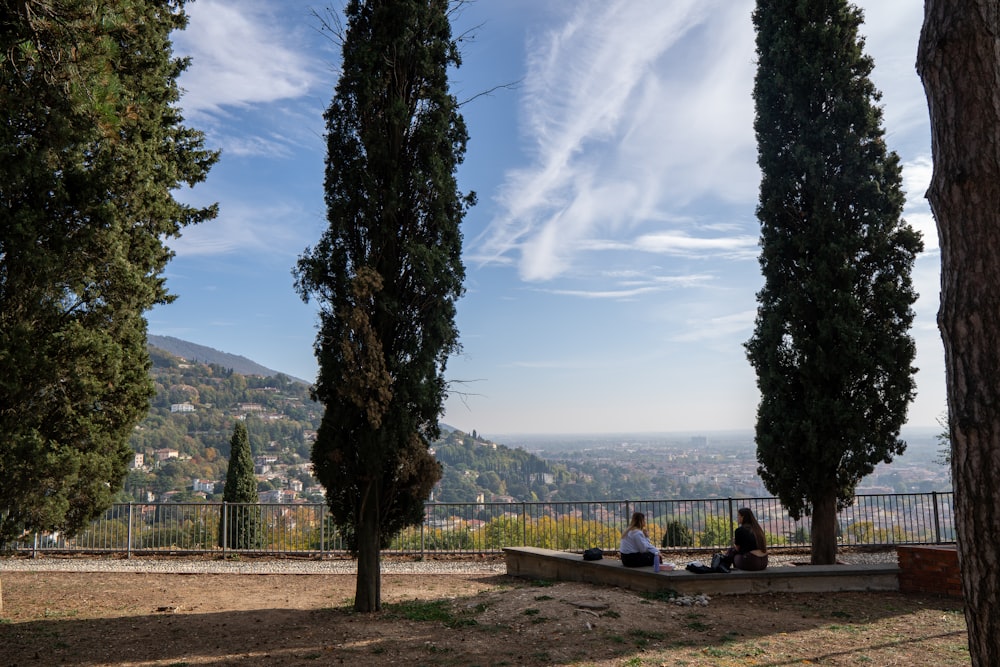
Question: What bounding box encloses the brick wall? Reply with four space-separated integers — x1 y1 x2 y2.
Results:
897 545 962 598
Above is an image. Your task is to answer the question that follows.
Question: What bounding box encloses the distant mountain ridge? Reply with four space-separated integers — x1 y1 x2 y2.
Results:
147 335 310 384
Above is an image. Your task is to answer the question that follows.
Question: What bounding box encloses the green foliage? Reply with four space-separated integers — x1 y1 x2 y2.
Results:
293 0 472 611
697 515 734 548
219 422 262 549
432 431 553 501
745 0 923 538
0 0 217 545
123 348 322 500
661 518 695 548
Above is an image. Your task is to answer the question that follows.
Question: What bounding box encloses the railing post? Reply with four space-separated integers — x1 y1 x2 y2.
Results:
127 503 134 559
521 502 527 547
320 503 326 558
221 501 228 558
932 491 942 544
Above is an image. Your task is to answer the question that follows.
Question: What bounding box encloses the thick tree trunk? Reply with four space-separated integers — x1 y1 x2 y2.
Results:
354 487 382 613
809 492 838 565
918 3 1000 665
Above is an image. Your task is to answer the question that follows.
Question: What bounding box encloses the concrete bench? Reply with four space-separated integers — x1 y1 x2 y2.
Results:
503 546 899 596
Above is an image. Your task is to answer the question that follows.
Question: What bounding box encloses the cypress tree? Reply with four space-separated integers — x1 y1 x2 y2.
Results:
0 1 217 545
294 0 472 611
745 0 923 564
219 422 261 550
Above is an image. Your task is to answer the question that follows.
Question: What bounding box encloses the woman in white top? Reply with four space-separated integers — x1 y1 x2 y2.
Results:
619 511 660 567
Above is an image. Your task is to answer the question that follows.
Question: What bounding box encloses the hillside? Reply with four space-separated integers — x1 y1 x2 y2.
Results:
128 344 564 504
126 346 323 502
147 335 310 383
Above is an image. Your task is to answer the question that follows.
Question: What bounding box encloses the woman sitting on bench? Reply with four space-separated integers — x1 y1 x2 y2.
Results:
719 507 768 571
619 511 661 567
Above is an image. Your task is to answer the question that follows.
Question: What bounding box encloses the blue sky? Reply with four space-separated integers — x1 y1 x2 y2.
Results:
154 0 941 436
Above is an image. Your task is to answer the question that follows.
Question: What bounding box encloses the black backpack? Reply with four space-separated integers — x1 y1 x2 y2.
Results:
582 547 604 561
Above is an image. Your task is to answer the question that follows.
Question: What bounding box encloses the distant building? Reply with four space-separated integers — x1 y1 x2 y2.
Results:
170 402 195 413
690 436 708 448
154 448 179 462
130 453 145 469
260 489 297 504
192 479 216 494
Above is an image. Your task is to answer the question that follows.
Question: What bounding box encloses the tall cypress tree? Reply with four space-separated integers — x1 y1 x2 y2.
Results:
294 0 472 611
745 0 923 564
219 422 261 550
0 1 217 545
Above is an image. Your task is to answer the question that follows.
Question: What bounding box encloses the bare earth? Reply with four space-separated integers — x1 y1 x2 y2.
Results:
0 568 969 666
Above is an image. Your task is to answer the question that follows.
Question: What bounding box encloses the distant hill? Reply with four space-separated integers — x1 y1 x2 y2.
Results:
147 335 309 384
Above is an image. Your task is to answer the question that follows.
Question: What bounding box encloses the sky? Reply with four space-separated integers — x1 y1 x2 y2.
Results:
154 0 942 437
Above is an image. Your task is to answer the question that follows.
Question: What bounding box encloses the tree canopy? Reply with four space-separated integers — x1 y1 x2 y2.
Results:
0 0 217 544
294 0 473 612
745 0 923 564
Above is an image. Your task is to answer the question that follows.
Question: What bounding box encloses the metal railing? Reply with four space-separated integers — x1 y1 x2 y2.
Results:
9 492 954 557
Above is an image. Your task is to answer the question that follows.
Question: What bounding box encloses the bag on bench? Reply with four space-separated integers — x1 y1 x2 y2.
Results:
582 547 604 561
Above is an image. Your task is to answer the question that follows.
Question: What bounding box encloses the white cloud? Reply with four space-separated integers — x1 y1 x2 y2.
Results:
475 0 758 282
173 0 322 115
670 309 757 343
634 232 758 257
167 202 320 258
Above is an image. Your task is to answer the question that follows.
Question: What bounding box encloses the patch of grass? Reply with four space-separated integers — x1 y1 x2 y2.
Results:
639 589 678 602
523 608 541 616
301 653 322 660
530 579 555 587
385 599 478 628
685 620 710 632
629 628 667 648
830 609 852 619
534 594 554 601
602 609 621 619
43 609 79 618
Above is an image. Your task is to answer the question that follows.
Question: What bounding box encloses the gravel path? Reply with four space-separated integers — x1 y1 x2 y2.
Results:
0 555 507 575
0 548 897 575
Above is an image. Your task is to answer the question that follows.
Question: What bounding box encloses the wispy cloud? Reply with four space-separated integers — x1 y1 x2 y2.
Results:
173 0 323 115
475 0 758 281
670 309 757 343
633 232 758 257
167 201 322 259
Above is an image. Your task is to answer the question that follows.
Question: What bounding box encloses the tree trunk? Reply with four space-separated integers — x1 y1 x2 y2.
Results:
918 3 1000 665
354 486 382 613
809 492 838 565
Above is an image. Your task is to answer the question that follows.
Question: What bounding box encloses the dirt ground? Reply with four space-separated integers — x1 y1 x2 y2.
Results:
0 569 969 666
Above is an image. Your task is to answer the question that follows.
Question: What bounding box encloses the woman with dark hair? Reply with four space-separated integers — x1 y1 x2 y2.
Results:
619 511 661 567
720 507 768 571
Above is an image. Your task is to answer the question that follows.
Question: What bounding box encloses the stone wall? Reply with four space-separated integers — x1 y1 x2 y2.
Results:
897 545 962 598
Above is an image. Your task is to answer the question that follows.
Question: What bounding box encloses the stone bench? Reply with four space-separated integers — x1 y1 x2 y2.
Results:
503 546 900 596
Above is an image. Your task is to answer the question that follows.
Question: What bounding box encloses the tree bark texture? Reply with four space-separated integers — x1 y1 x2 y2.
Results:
810 493 838 565
354 485 382 613
918 2 1000 664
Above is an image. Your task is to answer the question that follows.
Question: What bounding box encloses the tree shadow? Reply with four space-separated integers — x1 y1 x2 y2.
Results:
0 573 967 666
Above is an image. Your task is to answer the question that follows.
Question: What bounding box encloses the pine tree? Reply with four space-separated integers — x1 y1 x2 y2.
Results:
918 2 1000 662
294 0 472 611
0 1 217 545
745 0 923 564
219 422 261 550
